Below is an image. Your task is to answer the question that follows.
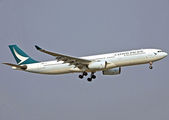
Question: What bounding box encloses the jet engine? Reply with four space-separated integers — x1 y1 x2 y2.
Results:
88 61 107 69
102 67 121 75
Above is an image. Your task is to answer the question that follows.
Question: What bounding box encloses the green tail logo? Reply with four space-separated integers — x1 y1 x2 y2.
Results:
9 45 39 65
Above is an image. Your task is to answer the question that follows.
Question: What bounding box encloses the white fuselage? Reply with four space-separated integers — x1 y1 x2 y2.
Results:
15 49 167 74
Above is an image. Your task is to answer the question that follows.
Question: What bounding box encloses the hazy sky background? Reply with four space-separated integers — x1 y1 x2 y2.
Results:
0 0 169 120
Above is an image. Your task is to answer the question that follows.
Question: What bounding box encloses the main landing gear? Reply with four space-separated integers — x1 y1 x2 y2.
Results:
149 62 153 69
78 72 96 82
87 72 96 82
79 71 88 79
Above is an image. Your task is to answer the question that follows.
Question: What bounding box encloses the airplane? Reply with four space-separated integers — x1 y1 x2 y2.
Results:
3 45 168 82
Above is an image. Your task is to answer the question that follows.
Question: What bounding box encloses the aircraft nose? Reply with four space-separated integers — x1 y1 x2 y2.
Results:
165 52 168 57
164 52 168 57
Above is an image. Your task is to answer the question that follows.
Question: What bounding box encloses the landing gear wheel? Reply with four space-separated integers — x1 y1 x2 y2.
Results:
79 75 83 79
87 78 92 82
83 72 88 76
149 66 153 69
91 75 96 79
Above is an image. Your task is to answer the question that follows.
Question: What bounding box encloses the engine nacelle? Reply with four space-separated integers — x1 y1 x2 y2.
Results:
102 67 121 75
88 61 107 69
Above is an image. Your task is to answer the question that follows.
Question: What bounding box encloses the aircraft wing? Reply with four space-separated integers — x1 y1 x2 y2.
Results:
35 45 92 69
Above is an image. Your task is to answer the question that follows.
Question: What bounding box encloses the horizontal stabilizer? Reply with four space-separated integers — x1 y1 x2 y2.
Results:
3 63 27 70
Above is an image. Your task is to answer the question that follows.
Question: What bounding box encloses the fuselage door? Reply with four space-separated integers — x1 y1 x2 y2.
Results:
148 50 154 56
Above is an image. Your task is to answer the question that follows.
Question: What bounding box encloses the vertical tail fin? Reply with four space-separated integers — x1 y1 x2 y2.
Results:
9 45 38 65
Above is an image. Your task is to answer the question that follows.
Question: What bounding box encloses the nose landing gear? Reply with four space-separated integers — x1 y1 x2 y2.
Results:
149 66 153 69
149 62 153 69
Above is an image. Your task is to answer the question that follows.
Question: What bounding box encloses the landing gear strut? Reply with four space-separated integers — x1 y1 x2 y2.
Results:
87 72 96 82
149 62 153 69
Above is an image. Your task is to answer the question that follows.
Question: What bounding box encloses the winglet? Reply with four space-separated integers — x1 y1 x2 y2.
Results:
35 45 42 50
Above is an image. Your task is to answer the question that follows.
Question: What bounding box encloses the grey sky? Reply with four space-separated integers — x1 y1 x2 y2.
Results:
0 0 169 120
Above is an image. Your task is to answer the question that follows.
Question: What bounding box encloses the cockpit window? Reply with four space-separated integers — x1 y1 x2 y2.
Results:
157 51 163 52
